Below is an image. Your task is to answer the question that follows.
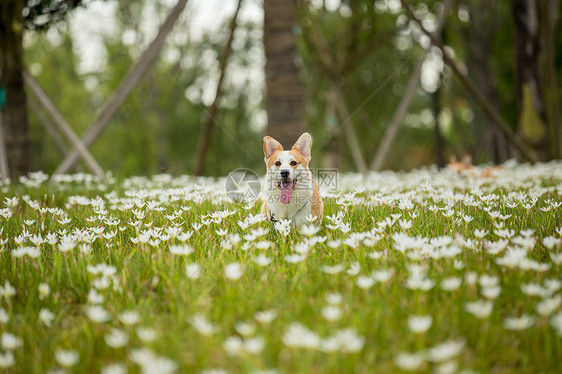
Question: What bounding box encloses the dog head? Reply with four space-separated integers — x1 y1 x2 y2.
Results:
263 133 312 204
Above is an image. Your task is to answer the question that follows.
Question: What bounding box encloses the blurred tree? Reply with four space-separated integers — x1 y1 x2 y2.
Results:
298 0 412 171
18 0 562 176
0 0 84 179
263 0 304 148
512 0 549 160
538 1 561 158
25 30 93 173
461 0 513 163
194 0 243 176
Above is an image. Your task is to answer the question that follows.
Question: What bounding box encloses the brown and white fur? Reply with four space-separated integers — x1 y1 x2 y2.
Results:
261 133 323 225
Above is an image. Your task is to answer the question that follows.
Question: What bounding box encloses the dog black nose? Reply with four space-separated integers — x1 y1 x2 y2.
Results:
280 170 290 178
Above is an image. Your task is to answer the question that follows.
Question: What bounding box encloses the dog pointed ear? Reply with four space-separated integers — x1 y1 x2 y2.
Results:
292 132 312 161
263 136 283 159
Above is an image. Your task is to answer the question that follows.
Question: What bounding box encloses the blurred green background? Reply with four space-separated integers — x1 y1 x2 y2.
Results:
5 0 561 177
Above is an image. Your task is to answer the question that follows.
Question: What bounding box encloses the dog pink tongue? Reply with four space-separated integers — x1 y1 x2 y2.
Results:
280 182 293 204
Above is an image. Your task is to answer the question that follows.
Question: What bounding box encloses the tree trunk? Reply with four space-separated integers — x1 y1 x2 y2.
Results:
370 0 452 171
538 0 560 158
400 0 537 163
0 0 31 179
464 0 512 164
263 0 305 148
512 0 549 160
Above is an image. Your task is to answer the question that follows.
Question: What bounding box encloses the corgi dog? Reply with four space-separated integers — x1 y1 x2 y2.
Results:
261 132 323 225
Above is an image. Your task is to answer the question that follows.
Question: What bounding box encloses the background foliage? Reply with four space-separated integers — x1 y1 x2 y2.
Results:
22 0 562 176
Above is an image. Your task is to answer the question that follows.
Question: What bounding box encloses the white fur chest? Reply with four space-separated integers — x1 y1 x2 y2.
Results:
264 171 313 225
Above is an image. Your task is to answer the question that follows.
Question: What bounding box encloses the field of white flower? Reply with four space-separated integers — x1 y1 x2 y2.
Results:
1 161 562 373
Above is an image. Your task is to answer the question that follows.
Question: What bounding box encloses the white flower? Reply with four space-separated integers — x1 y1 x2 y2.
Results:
435 360 458 374
234 321 256 337
346 262 361 276
551 312 562 335
394 352 424 370
254 310 277 325
119 310 140 326
136 327 157 343
325 292 342 305
253 254 273 267
543 236 559 249
0 308 9 324
372 269 394 283
441 277 462 291
55 349 79 367
425 339 465 362
101 362 127 374
215 229 228 236
474 229 488 238
465 300 493 319
282 322 319 349
399 219 412 229
368 251 383 259
86 305 111 323
39 283 50 300
465 272 478 286
321 264 345 274
453 259 464 269
305 214 318 223
478 274 499 288
58 238 77 253
503 314 535 330
319 329 365 353
0 351 14 368
87 289 104 304
550 252 562 265
285 254 307 263
536 295 562 316
1 332 22 350
244 336 265 353
406 277 435 291
185 263 201 279
12 246 40 258
168 244 193 256
1 281 16 298
300 224 320 237
87 263 117 277
223 335 243 356
138 355 176 374
104 328 129 348
224 336 264 356
327 240 341 249
92 277 111 290
191 314 217 336
255 241 272 250
481 285 501 299
224 263 244 280
39 308 55 327
322 305 342 322
356 276 375 289
408 315 432 334
129 347 155 366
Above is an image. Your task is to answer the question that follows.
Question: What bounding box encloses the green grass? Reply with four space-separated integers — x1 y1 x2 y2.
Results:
1 164 562 373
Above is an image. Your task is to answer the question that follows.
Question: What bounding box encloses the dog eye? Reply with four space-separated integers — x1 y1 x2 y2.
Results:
275 161 281 167
290 161 297 166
